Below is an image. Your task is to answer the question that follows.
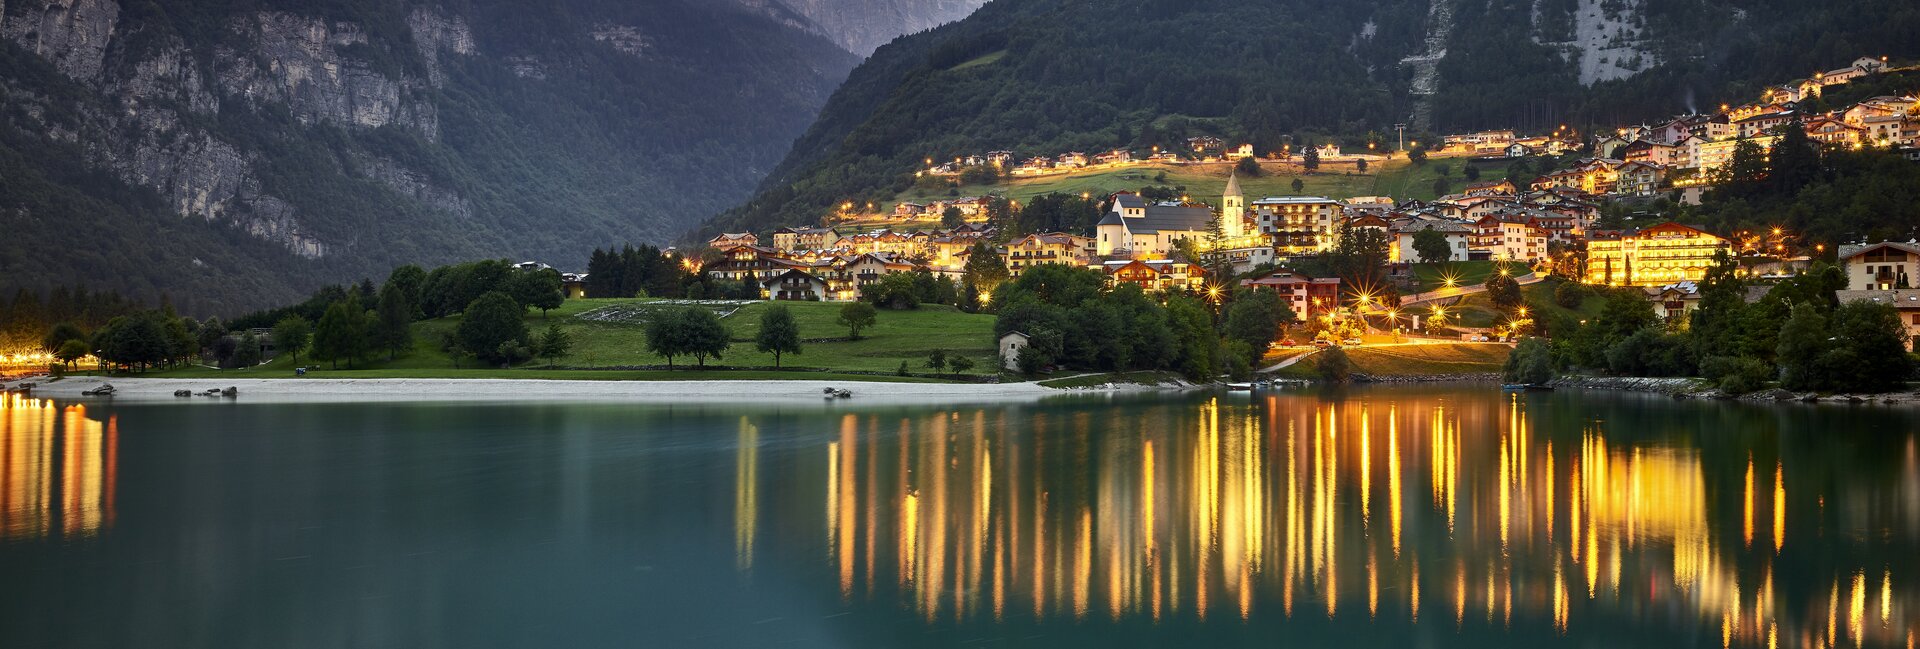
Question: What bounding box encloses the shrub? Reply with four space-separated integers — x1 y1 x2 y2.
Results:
1553 281 1587 309
1317 347 1352 383
1503 337 1554 385
1701 355 1772 394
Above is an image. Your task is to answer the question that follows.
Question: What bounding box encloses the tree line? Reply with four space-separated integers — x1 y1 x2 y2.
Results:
989 264 1295 381
1503 254 1913 393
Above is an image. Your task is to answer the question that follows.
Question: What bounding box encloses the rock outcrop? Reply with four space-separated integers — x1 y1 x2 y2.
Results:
0 0 857 311
1 0 118 80
770 0 986 56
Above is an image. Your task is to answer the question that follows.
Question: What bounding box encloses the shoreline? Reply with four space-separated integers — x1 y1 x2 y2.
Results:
1549 376 1920 405
10 375 1071 405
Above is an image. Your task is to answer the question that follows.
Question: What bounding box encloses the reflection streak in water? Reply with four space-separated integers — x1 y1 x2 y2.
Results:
778 393 1920 646
1 395 115 540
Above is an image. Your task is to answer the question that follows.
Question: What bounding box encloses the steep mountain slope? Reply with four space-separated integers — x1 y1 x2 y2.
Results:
0 0 858 314
699 0 1920 240
775 0 988 56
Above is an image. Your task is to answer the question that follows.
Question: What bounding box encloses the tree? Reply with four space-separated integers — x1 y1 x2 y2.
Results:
312 300 368 370
233 330 262 368
41 321 87 353
385 264 428 319
1503 337 1554 385
680 307 730 367
1774 304 1829 391
272 316 312 366
948 355 976 375
645 310 687 369
1825 300 1911 392
512 269 566 317
372 285 413 361
1223 290 1289 363
1290 178 1305 194
926 349 948 373
1464 164 1481 182
537 324 573 369
193 318 231 358
963 241 1011 293
864 273 922 309
1407 147 1428 164
1484 273 1523 314
839 302 878 339
755 305 802 368
1431 176 1450 196
1688 250 1748 360
941 206 966 228
1355 158 1369 173
55 339 89 369
1317 346 1352 383
1301 143 1320 172
1235 155 1262 177
1412 228 1452 264
457 291 530 367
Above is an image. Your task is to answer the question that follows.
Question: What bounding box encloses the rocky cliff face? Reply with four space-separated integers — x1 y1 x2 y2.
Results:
772 0 986 56
0 0 857 312
2 2 460 262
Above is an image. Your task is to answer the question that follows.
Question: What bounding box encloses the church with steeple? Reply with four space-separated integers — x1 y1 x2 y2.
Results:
1222 171 1246 238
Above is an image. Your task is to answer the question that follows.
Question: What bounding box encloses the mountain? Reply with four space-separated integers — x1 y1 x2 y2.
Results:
0 0 859 314
697 0 1920 240
773 0 988 56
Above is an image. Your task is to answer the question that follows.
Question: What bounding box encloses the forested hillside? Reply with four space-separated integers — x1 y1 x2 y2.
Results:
699 0 1920 240
0 0 859 315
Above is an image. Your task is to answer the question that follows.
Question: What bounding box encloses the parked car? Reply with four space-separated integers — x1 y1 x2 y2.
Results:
1312 339 1335 347
1342 338 1363 346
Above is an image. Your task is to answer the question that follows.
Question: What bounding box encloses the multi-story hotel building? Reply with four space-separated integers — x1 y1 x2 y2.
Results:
1585 222 1730 286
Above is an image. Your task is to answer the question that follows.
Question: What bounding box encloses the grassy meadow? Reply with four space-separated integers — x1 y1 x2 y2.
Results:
838 150 1495 231
142 298 1000 382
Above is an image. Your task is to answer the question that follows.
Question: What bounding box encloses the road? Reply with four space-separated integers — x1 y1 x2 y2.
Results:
1398 271 1544 306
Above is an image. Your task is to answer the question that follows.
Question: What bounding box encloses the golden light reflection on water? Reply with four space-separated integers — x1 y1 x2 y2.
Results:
1 394 115 540
726 393 1920 646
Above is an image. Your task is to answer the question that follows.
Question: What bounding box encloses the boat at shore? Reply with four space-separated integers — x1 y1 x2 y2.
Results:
1502 383 1554 391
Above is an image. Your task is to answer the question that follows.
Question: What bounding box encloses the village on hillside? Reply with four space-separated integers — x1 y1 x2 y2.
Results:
640 56 1920 352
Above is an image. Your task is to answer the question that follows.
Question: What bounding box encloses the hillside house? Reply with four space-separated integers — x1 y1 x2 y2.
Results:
708 232 760 250
1103 259 1207 292
1005 232 1095 276
1391 220 1472 263
1239 271 1342 320
1471 215 1548 262
761 269 829 301
1805 117 1866 146
1252 196 1344 254
1614 162 1669 196
1840 242 1920 290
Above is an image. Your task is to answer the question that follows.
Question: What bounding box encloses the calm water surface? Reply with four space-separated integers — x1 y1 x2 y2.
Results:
2 388 1919 648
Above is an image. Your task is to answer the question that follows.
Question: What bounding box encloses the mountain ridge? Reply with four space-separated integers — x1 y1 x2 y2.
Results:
697 0 1920 242
0 0 862 314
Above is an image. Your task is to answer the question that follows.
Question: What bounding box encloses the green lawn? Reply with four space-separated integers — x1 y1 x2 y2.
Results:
1410 261 1505 293
125 367 954 383
147 298 1000 381
1443 277 1605 329
1273 343 1512 379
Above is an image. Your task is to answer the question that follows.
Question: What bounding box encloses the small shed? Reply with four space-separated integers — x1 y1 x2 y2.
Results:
998 331 1031 371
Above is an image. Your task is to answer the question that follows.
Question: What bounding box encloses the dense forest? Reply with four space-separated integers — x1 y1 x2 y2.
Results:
698 0 1920 240
0 0 858 314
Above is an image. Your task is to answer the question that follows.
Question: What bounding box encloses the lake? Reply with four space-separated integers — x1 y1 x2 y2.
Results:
2 387 1917 648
